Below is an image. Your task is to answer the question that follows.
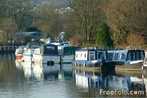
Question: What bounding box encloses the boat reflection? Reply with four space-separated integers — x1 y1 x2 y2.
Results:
74 70 104 92
74 69 145 95
15 60 73 81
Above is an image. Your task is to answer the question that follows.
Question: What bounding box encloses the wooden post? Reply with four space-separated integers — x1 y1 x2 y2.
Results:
122 63 124 69
122 63 124 76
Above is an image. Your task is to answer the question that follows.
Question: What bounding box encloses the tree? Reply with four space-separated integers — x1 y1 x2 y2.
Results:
34 2 62 40
11 0 35 31
126 33 145 49
102 0 147 45
68 0 103 45
96 23 113 48
25 26 40 32
0 0 35 45
0 18 18 45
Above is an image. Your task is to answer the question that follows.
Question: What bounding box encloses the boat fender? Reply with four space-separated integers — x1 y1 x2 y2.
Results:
59 61 62 65
47 61 54 66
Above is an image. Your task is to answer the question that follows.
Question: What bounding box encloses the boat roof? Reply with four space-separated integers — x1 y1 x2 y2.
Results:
76 49 96 52
40 44 59 55
107 49 144 53
26 42 41 48
51 41 71 46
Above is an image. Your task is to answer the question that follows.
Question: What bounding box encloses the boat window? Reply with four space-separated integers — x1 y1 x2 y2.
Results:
98 52 104 59
132 51 136 60
121 53 125 60
140 51 144 60
80 53 82 58
41 45 59 55
76 53 78 58
84 54 86 58
127 51 131 61
136 51 140 60
114 53 119 60
108 53 113 61
118 53 122 60
90 53 94 60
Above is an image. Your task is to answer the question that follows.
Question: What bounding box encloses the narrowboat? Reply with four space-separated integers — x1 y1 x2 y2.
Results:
32 44 60 65
58 46 80 64
73 49 108 68
107 49 145 70
22 42 41 62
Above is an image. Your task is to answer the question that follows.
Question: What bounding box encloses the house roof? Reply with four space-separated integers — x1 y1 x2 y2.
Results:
16 31 42 35
16 31 43 39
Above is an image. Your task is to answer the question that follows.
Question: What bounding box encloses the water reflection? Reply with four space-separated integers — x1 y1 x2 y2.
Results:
73 69 145 97
0 53 17 82
0 53 146 98
15 60 73 82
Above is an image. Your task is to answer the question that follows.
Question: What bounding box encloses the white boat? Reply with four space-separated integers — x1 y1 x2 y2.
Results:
22 42 41 62
15 45 26 60
58 46 80 64
32 44 60 65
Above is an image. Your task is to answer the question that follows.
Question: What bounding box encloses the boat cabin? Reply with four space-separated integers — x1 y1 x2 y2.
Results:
32 44 60 64
58 46 80 56
26 42 41 49
107 49 145 65
39 44 59 55
74 49 107 64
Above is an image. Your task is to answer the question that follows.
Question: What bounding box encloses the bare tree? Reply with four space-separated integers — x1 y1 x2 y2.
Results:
126 33 145 49
68 0 103 45
34 2 62 40
102 0 147 45
10 0 35 31
0 18 18 44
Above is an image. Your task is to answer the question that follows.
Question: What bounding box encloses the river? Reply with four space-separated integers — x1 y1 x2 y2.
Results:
0 53 146 98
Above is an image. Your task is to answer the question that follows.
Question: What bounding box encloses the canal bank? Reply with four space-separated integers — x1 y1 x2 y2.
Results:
0 46 18 53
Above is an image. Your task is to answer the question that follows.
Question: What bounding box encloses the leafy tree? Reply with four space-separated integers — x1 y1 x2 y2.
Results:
96 23 113 48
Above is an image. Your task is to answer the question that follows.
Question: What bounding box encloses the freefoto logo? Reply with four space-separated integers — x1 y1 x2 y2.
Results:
99 89 145 96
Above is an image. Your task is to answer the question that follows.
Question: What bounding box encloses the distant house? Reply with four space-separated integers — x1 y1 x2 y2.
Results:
13 31 43 45
16 31 43 40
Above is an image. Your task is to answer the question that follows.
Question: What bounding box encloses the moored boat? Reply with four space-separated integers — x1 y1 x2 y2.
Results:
107 49 145 71
32 44 60 65
15 45 26 60
58 46 80 64
22 42 41 62
73 48 108 69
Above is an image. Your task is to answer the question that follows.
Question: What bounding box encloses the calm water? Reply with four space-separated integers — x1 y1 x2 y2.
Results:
0 53 146 98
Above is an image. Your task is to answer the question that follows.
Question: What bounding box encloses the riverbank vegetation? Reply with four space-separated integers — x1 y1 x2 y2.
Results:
0 0 146 49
